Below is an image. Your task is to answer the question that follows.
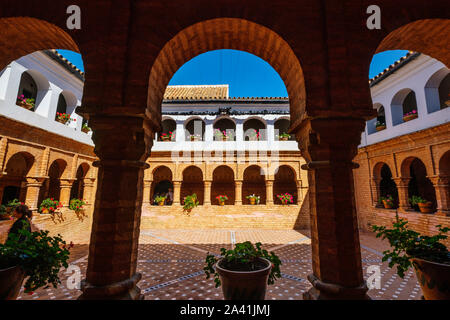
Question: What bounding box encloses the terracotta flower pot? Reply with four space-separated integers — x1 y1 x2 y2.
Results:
249 198 256 205
56 118 69 125
222 137 228 141
412 258 450 300
81 127 90 133
376 125 386 131
279 136 289 141
158 201 165 206
418 202 433 213
403 114 418 122
216 257 271 300
0 265 25 300
219 201 225 206
382 200 394 209
18 100 34 110
41 207 49 214
161 136 170 141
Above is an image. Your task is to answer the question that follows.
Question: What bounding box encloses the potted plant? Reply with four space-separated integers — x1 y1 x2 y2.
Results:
277 193 293 205
39 198 62 214
246 194 260 205
410 195 433 213
375 121 386 131
81 123 91 133
183 193 199 214
216 195 228 206
160 131 173 141
278 132 290 141
16 95 35 111
215 129 231 141
403 110 418 122
204 241 282 300
379 195 395 209
69 198 86 213
0 205 12 221
6 199 22 214
155 195 166 206
189 134 201 141
0 227 72 300
372 219 450 300
55 112 74 125
247 129 260 141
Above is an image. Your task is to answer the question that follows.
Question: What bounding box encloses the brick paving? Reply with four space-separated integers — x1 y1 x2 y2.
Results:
17 229 422 300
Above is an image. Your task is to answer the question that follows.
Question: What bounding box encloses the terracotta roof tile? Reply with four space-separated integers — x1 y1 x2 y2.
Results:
164 85 229 100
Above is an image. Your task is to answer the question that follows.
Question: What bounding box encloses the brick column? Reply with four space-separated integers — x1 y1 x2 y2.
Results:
429 175 450 216
82 178 96 205
142 180 152 205
204 180 212 205
371 178 382 207
24 177 46 211
296 180 303 204
393 177 411 212
297 118 369 300
235 180 243 205
79 115 153 300
60 179 75 207
266 180 274 205
172 180 181 205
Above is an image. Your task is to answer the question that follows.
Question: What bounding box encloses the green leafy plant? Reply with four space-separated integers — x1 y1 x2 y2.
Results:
0 226 72 293
39 198 62 214
154 195 166 203
17 95 35 109
81 122 91 133
69 198 86 212
216 195 228 202
277 193 293 204
278 132 291 139
246 194 260 204
204 241 282 288
183 193 199 212
0 204 6 214
372 219 450 278
409 195 429 206
6 199 22 209
375 121 386 128
379 195 395 207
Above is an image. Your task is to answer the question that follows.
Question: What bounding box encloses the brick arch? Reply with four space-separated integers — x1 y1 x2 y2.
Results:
242 165 266 205
0 17 79 71
438 150 450 176
45 159 67 201
70 162 90 200
148 18 306 129
375 19 450 68
373 161 390 180
274 165 298 204
180 165 204 205
4 151 35 178
211 165 235 205
400 156 428 178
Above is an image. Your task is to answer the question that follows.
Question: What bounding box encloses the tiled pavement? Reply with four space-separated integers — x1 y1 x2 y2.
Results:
17 229 422 300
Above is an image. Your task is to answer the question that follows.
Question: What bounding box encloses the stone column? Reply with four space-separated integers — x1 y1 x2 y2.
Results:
296 118 369 300
266 180 274 205
204 180 212 205
78 115 153 300
142 180 152 205
429 175 450 216
82 178 96 205
60 179 75 207
235 180 243 205
172 180 181 205
296 180 303 204
371 178 382 207
24 177 45 211
393 177 411 212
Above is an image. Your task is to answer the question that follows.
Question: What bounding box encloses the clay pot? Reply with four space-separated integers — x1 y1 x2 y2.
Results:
219 201 225 206
222 137 228 141
412 258 450 300
161 136 170 141
216 257 271 300
249 198 256 205
56 118 69 125
279 136 289 141
158 201 165 206
403 114 418 122
18 100 34 110
382 200 394 209
0 265 25 300
41 207 49 214
376 125 386 131
418 202 433 213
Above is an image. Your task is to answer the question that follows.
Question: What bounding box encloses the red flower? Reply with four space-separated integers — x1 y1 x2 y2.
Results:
28 291 34 295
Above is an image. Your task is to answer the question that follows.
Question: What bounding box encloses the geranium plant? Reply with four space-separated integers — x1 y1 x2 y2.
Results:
183 193 199 213
278 132 291 140
379 195 395 208
204 241 282 288
247 129 261 140
56 112 75 125
372 219 450 278
403 110 417 118
216 195 228 202
0 204 11 220
160 131 173 141
39 198 62 214
6 199 22 211
17 94 35 110
0 227 72 293
69 198 86 213
277 193 293 204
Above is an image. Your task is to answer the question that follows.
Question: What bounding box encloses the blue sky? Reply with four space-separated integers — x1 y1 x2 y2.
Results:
58 49 409 98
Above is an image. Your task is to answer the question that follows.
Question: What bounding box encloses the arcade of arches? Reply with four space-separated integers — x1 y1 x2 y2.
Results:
0 1 449 301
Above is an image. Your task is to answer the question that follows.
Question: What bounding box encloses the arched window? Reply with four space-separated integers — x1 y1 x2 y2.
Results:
16 72 37 111
425 68 450 113
367 104 386 134
243 118 266 141
185 118 205 141
159 118 176 141
211 166 235 205
151 166 173 205
242 165 266 205
274 118 293 140
274 165 297 204
379 164 398 207
214 118 236 141
55 93 67 118
181 166 204 205
391 89 418 125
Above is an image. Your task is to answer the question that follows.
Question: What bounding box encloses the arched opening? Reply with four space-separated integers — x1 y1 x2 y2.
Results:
211 166 235 205
402 158 437 212
1 152 34 204
213 118 236 141
439 151 450 177
425 68 450 113
185 118 205 141
367 104 386 134
45 160 67 201
158 118 176 141
16 71 37 111
274 118 294 140
274 165 297 204
181 166 204 205
70 163 90 200
243 118 266 141
391 89 418 126
56 93 67 116
242 165 266 205
376 164 398 207
151 166 173 205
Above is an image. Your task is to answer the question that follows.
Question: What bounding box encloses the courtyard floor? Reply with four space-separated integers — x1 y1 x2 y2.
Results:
17 229 422 300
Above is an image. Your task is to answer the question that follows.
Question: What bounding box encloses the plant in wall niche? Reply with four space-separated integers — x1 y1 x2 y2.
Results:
81 123 91 133
403 110 418 122
409 195 433 213
277 193 293 205
155 195 166 206
246 194 260 205
278 132 291 141
39 198 62 215
16 95 35 111
0 228 73 299
189 134 201 141
56 112 75 125
69 198 86 213
216 195 228 206
379 195 395 209
160 131 173 141
247 129 261 141
214 129 232 141
375 121 386 131
372 219 450 300
183 193 199 214
204 241 282 300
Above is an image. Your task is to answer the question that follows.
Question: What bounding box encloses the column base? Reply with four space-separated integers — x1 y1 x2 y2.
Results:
78 273 144 300
302 274 370 300
436 210 450 217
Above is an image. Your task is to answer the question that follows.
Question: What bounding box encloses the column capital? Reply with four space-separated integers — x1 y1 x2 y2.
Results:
392 177 411 187
25 176 47 185
427 175 450 186
60 178 76 188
